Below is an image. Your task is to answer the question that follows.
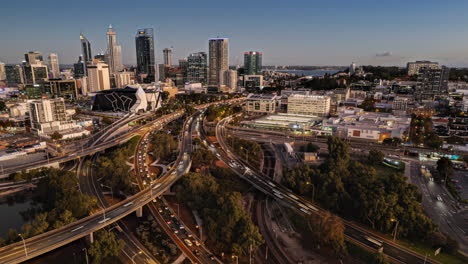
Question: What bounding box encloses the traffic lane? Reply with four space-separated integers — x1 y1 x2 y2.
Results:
453 170 468 200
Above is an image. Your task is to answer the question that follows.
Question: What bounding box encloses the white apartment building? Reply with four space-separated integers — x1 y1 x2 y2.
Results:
287 94 331 117
245 93 278 114
223 70 238 93
407 61 439 76
115 71 134 88
87 61 110 93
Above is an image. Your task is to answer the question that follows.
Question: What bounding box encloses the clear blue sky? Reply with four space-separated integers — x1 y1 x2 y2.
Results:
1 0 468 66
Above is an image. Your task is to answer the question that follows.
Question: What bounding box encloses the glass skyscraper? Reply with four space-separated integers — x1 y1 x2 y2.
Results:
187 52 208 84
208 38 229 90
135 28 156 83
244 51 262 75
80 33 92 75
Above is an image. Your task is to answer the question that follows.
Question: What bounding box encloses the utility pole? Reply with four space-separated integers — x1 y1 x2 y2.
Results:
82 248 89 264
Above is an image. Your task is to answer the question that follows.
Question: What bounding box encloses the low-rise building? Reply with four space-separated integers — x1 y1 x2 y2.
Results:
245 93 278 114
287 94 331 117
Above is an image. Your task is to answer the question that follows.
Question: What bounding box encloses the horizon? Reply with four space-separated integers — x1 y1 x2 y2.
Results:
2 0 468 67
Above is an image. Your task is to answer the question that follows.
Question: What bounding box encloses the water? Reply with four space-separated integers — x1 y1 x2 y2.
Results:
271 70 339 76
0 200 32 237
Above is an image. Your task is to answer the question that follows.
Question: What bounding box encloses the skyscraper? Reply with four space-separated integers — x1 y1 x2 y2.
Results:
0 62 6 81
350 62 356 75
5 65 24 84
106 25 123 75
80 33 92 75
187 52 208 84
223 70 237 93
244 51 262 75
135 28 156 83
208 38 229 91
73 56 85 78
163 48 172 67
48 53 60 78
25 51 43 64
415 66 450 100
179 58 188 83
87 60 110 93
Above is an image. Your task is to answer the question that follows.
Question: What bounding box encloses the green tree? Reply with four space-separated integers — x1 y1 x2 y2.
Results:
88 230 125 264
50 131 63 141
301 142 320 152
359 97 376 111
308 211 347 259
368 149 385 165
0 101 6 112
436 157 453 183
101 117 113 125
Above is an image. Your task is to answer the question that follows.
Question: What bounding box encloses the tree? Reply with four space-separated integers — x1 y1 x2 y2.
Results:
101 117 113 125
88 230 125 264
368 150 385 165
301 142 320 152
308 211 347 259
50 131 63 141
0 101 6 112
359 97 376 111
436 157 453 183
425 133 443 149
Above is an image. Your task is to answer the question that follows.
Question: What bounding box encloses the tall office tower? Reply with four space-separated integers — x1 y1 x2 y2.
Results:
415 66 450 101
25 51 44 65
80 33 93 76
244 51 262 75
187 52 208 84
223 69 237 93
158 64 166 81
73 56 85 78
349 62 356 75
0 62 6 81
179 58 188 82
48 53 60 78
106 25 123 75
87 60 110 93
5 65 24 84
163 48 172 67
135 28 156 83
208 38 229 91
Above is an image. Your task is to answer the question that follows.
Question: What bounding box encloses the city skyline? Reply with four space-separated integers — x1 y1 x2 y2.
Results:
2 0 468 66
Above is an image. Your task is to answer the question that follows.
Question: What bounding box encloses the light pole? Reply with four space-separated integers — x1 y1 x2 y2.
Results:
391 218 399 241
131 250 143 264
82 248 89 264
19 234 27 257
231 255 238 264
102 208 106 221
101 184 113 201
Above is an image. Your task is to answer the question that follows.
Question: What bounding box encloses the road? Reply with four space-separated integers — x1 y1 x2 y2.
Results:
0 98 244 264
206 116 441 264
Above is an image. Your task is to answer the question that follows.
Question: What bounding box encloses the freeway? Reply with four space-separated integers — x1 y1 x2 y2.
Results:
205 116 441 264
0 98 244 264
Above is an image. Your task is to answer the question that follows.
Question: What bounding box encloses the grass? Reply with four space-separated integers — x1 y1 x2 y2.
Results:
374 164 401 178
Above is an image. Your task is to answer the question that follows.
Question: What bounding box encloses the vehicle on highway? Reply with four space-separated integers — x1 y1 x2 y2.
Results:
193 249 201 256
194 240 200 246
365 236 384 251
437 195 443 201
184 239 193 247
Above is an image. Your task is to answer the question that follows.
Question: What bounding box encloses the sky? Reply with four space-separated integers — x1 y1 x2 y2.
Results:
1 0 468 67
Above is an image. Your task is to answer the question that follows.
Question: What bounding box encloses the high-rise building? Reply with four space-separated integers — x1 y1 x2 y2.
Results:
74 56 85 78
223 70 237 93
244 51 262 75
135 28 156 83
407 61 440 76
163 48 172 67
80 33 93 74
415 66 450 100
87 60 110 93
158 64 166 82
187 52 208 84
106 25 123 75
0 62 6 81
350 62 356 75
25 51 43 65
23 65 48 84
208 38 229 91
115 71 133 88
48 53 60 78
287 94 331 117
5 65 24 84
179 58 188 83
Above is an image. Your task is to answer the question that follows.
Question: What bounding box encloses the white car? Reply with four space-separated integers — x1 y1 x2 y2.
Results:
437 195 442 201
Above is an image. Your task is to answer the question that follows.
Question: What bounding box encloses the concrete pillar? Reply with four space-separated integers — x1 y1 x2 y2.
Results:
136 207 143 218
87 232 94 244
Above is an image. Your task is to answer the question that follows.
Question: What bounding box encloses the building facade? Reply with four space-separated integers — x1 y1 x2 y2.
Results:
223 70 237 93
287 94 331 117
106 25 123 75
135 28 156 83
87 61 110 93
415 66 450 100
245 93 278 114
0 62 5 81
115 71 133 88
208 38 229 91
244 51 262 75
407 61 440 76
187 52 208 84
48 53 60 79
80 33 92 75
163 48 172 67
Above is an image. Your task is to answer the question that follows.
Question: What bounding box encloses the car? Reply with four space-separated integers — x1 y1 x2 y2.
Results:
179 224 185 229
193 249 201 256
456 185 462 190
184 239 193 247
166 220 172 224
437 195 443 201
452 179 459 183
187 233 193 238
209 255 215 260
194 240 200 246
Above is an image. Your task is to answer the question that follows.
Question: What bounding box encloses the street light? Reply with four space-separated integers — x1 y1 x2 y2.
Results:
231 255 238 264
391 218 399 241
131 250 143 264
101 184 113 201
19 234 27 257
82 248 89 264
